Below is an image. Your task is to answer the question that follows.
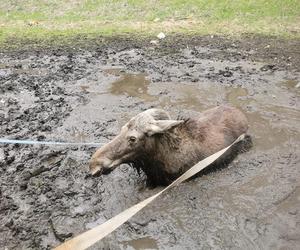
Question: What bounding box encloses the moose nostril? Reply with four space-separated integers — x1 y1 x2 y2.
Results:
102 167 114 175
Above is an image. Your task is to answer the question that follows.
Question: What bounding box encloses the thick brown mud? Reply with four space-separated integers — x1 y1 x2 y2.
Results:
0 36 299 250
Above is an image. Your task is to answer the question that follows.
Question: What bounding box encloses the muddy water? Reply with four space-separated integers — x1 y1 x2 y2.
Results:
107 70 300 151
83 69 300 249
107 69 156 102
121 236 158 250
1 40 300 250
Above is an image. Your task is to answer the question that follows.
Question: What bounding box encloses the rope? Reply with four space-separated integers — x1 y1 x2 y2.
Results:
0 138 103 147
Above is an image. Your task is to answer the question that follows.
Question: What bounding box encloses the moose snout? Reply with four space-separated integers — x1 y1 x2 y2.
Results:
89 156 114 176
89 161 102 176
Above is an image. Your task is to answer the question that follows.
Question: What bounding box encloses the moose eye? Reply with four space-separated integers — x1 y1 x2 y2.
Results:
128 136 137 143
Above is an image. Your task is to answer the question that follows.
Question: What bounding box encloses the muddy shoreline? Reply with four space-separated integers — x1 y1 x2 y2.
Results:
2 34 300 71
0 36 299 249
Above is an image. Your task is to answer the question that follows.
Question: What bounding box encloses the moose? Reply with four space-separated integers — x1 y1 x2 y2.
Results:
89 105 249 185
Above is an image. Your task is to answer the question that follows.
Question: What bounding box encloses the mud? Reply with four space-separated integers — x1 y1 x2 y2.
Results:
0 36 299 250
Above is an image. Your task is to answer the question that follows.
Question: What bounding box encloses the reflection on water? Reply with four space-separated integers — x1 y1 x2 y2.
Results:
224 86 299 150
281 79 299 90
158 85 206 111
121 236 158 250
225 86 249 106
105 69 300 151
107 69 156 102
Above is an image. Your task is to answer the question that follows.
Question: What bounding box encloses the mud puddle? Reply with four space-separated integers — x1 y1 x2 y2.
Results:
1 37 300 250
121 236 158 250
83 69 299 250
106 69 300 151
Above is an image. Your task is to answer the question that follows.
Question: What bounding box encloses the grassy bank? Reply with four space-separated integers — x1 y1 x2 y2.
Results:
0 0 299 46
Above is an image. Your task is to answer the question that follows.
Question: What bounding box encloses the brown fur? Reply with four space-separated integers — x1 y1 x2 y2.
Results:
90 105 249 185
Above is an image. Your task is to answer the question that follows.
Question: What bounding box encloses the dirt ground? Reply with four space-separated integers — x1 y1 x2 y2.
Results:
0 35 299 250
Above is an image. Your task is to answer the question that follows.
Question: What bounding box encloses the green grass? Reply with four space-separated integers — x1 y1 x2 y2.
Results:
0 0 299 46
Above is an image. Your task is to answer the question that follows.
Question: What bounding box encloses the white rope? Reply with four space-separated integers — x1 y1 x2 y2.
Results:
0 138 103 146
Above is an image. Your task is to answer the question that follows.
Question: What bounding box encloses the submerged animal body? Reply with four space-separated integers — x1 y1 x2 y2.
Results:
90 105 248 185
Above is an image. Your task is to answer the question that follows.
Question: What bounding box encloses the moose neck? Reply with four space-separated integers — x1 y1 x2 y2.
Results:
147 120 205 175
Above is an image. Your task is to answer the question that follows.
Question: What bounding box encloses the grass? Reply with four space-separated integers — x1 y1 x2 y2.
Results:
0 0 299 46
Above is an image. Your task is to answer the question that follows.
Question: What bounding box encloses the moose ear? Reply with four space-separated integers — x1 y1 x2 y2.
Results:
146 120 184 136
